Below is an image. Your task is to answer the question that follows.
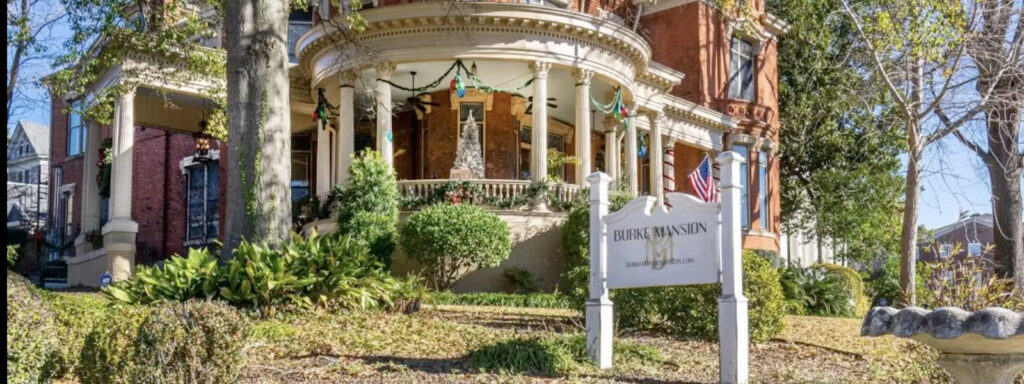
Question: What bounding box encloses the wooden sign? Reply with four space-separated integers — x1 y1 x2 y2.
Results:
603 194 720 289
586 151 749 384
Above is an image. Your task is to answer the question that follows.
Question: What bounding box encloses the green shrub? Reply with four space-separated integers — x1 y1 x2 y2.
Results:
219 240 317 313
469 334 662 376
921 254 1024 311
337 150 400 264
780 266 853 317
503 267 541 293
427 291 573 309
560 197 786 343
7 272 62 383
79 301 245 384
77 305 153 384
38 291 110 380
864 257 932 307
104 247 220 304
284 233 400 310
815 263 870 315
131 301 247 383
104 234 409 316
7 245 18 267
400 204 512 290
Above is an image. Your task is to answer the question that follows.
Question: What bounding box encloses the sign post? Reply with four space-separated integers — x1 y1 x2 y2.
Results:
585 151 748 384
716 151 748 384
585 172 614 368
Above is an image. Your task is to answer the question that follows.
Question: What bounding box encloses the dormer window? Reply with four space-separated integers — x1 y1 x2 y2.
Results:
728 37 755 101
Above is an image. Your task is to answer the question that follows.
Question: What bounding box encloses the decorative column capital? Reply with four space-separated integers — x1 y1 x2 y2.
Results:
529 61 553 79
340 70 358 87
375 62 396 79
645 110 667 126
573 68 595 85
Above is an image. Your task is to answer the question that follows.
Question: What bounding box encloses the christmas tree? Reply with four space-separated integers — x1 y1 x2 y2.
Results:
452 114 485 179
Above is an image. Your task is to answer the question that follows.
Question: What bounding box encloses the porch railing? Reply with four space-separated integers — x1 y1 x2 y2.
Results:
397 179 582 206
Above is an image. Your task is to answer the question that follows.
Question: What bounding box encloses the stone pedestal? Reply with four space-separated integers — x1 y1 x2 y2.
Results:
101 219 137 282
937 353 1024 384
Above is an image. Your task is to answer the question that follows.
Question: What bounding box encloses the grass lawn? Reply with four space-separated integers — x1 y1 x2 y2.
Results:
239 305 957 383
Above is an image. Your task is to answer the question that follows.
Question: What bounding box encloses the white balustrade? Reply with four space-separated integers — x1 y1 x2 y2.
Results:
396 179 581 207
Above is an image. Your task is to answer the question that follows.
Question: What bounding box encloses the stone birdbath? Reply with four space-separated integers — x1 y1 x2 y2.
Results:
862 306 1024 384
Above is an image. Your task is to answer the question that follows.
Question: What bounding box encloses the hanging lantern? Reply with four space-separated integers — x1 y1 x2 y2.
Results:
470 61 478 76
193 97 214 162
193 120 213 162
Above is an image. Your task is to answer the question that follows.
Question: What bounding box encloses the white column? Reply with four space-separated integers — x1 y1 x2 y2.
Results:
625 112 638 196
375 62 396 166
80 121 102 231
573 68 594 186
585 171 613 369
530 61 552 212
106 89 136 226
604 130 618 182
315 88 332 196
75 120 102 255
716 151 749 384
530 61 551 182
102 88 138 283
336 71 357 185
648 112 664 205
664 139 676 197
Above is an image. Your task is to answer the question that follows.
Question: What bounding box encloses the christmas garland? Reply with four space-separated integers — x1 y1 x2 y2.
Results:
377 60 536 97
591 86 631 127
313 88 337 129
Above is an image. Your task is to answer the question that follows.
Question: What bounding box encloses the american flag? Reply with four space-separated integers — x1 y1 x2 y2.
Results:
687 155 718 203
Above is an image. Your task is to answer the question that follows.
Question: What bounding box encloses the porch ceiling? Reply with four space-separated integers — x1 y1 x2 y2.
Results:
345 60 615 125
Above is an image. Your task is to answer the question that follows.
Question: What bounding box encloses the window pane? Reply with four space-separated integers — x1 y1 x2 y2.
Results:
759 151 768 230
742 56 755 101
187 167 207 241
728 39 743 99
68 126 82 156
735 145 750 229
287 22 311 62
206 162 219 238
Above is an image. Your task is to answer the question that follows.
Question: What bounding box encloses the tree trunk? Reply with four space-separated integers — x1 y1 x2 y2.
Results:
899 141 923 306
222 0 292 259
985 102 1023 288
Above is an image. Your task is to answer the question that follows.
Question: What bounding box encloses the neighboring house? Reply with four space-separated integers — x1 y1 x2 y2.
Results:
918 213 1012 280
779 231 840 267
48 0 788 287
7 120 50 232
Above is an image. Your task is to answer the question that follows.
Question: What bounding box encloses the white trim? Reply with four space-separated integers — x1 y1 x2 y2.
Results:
179 149 221 174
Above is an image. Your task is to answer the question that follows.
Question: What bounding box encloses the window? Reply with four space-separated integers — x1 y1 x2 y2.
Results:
459 102 485 156
728 37 755 101
734 144 750 229
287 9 313 63
291 134 312 202
939 244 953 259
967 242 982 257
758 151 769 230
68 100 87 156
185 161 219 246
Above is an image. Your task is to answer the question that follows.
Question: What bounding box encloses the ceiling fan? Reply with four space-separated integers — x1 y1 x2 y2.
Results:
406 71 439 120
514 93 558 114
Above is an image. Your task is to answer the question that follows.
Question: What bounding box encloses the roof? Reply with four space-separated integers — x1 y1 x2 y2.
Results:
926 213 994 242
13 120 51 157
